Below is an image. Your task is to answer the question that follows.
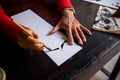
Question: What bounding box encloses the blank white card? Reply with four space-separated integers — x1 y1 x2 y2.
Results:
11 9 82 66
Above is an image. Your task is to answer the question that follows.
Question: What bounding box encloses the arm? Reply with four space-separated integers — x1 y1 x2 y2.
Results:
0 7 44 50
0 7 21 42
49 0 92 45
55 0 73 11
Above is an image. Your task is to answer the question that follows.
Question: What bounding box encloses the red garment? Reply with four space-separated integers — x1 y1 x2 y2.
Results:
56 0 73 11
0 0 73 43
0 7 21 42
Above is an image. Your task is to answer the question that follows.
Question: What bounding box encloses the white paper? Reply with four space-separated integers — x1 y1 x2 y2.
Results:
11 9 82 66
84 0 120 9
92 6 120 34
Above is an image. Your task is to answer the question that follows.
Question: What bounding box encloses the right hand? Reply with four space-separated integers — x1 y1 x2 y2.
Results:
49 8 92 45
17 28 44 51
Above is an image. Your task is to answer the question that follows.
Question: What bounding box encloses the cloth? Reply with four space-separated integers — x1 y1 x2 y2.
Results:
55 0 73 11
0 7 21 42
92 6 120 34
0 0 73 11
0 0 73 43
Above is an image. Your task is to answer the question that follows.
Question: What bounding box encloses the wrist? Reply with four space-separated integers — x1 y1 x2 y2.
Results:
62 8 76 16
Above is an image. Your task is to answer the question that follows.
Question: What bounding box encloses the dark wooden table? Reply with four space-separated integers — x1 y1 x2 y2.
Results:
0 0 120 80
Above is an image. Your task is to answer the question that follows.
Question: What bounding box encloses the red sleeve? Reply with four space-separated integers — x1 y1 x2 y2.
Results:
55 0 74 11
0 7 22 43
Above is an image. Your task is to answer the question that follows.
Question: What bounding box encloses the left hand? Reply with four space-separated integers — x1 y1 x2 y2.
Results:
49 8 92 45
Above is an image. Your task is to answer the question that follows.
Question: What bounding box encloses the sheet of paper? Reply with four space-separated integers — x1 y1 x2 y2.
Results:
84 0 120 9
11 9 82 66
92 6 120 34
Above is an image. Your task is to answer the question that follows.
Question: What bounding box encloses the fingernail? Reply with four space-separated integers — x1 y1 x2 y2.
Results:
83 39 86 42
89 32 92 35
79 41 83 45
69 42 74 45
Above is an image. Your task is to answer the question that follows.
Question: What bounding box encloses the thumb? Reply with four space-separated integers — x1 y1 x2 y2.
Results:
32 31 39 39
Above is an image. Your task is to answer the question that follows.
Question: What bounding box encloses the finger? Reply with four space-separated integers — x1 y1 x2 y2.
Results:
78 27 86 42
18 31 29 40
73 27 83 45
34 43 44 51
18 33 40 50
66 28 74 45
48 25 59 35
18 40 30 49
17 33 28 45
24 28 39 39
27 36 39 44
80 25 92 35
32 31 39 39
18 40 43 51
18 35 39 47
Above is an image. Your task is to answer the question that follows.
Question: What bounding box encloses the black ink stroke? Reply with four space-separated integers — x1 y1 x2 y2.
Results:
61 40 67 50
45 40 67 53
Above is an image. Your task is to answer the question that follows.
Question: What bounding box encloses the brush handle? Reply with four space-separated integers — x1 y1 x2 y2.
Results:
12 19 51 51
12 19 33 36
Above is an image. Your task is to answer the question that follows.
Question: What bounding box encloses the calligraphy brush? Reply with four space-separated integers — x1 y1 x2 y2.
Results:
12 19 52 51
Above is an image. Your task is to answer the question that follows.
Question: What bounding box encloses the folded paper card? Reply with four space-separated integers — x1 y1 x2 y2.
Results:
92 6 120 34
11 9 82 66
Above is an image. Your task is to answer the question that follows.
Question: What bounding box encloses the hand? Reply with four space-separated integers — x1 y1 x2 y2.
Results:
49 8 92 45
17 28 44 50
